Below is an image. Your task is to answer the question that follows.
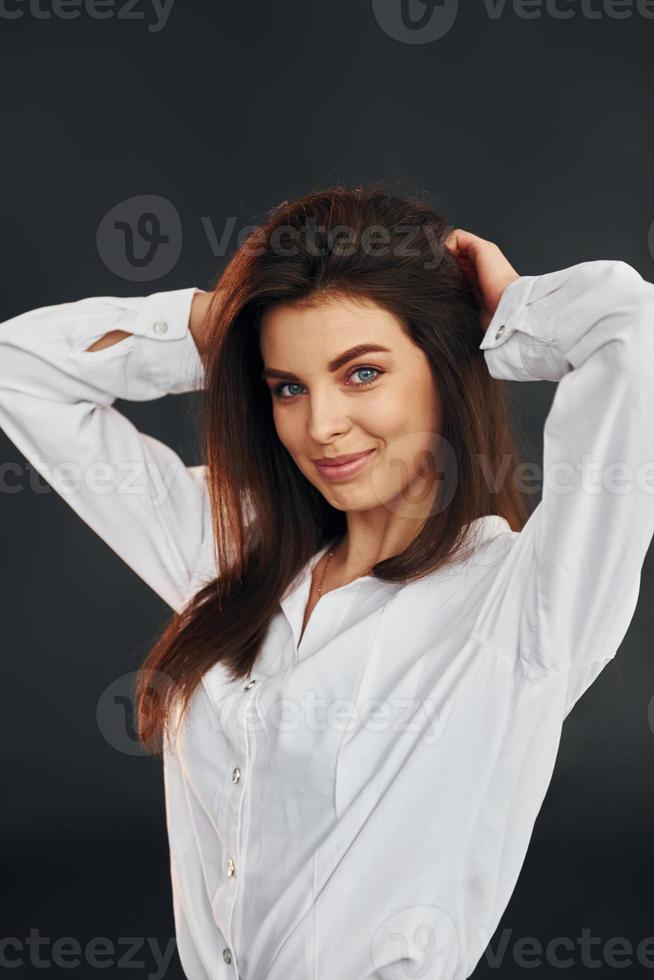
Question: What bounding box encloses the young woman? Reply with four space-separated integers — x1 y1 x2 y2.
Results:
2 185 653 980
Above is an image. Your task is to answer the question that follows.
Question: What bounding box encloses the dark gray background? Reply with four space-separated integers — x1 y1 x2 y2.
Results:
2 0 654 977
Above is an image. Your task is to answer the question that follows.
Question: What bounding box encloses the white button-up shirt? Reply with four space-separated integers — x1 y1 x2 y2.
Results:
2 260 653 980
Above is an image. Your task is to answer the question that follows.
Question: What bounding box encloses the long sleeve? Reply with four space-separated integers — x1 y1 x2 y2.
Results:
0 286 217 614
471 259 654 685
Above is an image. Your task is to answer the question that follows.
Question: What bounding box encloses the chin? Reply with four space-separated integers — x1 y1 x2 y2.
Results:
324 487 380 510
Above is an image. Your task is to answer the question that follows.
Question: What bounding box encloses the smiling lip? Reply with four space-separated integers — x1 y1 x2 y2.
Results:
313 450 375 466
313 449 376 482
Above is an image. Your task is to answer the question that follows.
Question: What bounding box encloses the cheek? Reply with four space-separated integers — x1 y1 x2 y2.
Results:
371 376 439 434
405 372 441 432
272 406 301 452
368 400 405 434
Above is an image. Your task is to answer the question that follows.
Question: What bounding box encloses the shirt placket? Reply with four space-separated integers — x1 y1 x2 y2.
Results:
212 674 260 977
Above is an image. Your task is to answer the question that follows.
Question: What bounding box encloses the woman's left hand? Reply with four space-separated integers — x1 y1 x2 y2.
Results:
444 229 520 332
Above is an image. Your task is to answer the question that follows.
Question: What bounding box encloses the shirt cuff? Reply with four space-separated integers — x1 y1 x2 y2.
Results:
132 286 207 394
479 274 563 383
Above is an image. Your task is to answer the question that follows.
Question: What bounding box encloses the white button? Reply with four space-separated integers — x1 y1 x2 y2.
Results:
153 320 169 335
495 323 505 340
243 679 256 690
222 948 232 964
232 767 241 784
226 857 236 877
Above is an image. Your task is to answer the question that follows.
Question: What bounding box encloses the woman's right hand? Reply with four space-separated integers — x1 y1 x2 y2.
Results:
445 229 520 332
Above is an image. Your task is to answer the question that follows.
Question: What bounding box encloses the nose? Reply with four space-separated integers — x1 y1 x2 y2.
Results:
306 388 351 445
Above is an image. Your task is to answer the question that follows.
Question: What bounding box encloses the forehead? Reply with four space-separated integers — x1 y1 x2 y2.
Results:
259 295 408 363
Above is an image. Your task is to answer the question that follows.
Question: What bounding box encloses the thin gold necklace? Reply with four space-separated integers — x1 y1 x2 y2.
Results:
316 547 335 598
316 539 374 597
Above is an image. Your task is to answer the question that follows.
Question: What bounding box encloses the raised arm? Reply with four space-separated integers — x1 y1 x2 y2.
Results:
86 289 214 354
447 235 654 695
0 286 219 613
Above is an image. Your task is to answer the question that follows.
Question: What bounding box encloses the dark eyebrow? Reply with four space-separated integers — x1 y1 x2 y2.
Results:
261 343 391 382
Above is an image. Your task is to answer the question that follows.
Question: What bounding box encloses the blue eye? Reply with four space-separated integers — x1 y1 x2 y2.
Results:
352 367 378 384
275 381 304 399
272 366 383 400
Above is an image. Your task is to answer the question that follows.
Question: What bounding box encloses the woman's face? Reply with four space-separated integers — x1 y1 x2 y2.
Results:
259 294 443 519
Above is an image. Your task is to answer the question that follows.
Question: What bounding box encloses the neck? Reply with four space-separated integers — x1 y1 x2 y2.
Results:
329 478 438 577
328 519 423 580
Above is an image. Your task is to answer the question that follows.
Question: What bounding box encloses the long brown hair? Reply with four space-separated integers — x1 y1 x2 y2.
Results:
134 182 532 755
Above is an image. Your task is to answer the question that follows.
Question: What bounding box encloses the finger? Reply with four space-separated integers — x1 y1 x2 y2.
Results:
445 231 481 287
445 228 490 260
456 255 477 287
